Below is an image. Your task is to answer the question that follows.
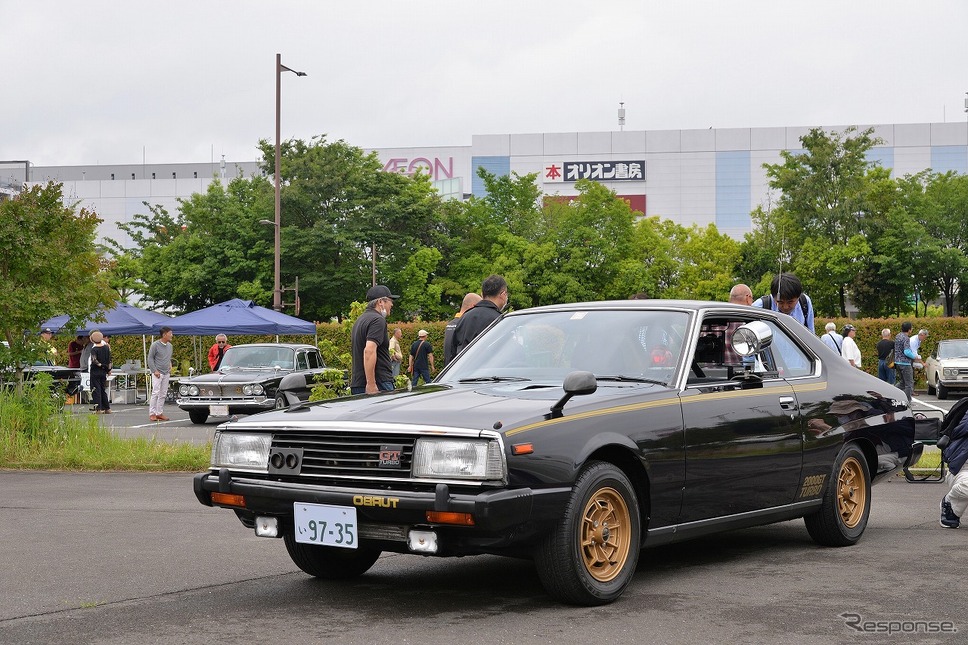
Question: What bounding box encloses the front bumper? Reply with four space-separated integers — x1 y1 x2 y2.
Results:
177 397 275 411
194 470 571 551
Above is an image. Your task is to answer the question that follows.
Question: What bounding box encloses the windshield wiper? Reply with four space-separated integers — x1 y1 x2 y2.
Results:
595 374 667 385
458 376 531 383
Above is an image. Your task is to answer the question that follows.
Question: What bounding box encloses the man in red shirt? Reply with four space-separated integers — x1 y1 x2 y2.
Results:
208 334 231 371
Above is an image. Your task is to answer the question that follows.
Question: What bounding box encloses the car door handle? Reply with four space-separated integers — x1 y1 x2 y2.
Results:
779 396 797 410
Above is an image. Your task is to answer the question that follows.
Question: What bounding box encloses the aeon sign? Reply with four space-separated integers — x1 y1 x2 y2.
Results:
383 157 454 181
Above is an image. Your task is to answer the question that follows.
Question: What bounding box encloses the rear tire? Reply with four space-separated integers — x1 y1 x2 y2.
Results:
804 443 871 546
275 393 289 409
284 533 381 579
188 409 209 424
534 461 640 605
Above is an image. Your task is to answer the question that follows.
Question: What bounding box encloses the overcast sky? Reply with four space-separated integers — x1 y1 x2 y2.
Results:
3 1 966 167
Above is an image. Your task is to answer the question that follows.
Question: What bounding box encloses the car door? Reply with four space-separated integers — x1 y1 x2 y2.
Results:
677 314 806 522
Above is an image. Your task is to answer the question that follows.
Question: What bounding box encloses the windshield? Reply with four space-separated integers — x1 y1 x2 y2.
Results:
938 340 968 360
439 309 690 386
218 346 295 370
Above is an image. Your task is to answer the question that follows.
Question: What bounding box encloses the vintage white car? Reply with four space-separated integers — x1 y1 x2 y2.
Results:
925 339 968 400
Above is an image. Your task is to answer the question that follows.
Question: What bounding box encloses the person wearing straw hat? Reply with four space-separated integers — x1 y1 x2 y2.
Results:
408 329 435 387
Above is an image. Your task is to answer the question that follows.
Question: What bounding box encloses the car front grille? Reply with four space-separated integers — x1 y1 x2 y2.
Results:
271 431 416 478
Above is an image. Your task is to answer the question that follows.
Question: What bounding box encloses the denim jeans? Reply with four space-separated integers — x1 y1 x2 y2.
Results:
350 381 395 395
877 359 895 385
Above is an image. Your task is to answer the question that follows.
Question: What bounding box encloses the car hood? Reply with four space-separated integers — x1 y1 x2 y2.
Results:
934 358 968 368
224 381 664 432
186 369 289 384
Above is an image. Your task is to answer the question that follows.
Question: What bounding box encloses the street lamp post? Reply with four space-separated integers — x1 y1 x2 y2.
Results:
273 53 307 311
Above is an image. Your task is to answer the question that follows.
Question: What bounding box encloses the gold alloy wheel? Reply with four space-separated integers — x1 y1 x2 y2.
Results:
579 486 632 582
836 456 867 529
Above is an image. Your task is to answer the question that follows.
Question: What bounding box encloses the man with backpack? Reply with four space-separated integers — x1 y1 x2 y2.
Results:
752 273 815 330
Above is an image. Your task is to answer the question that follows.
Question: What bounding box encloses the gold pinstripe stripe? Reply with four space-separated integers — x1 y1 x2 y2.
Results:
504 380 828 437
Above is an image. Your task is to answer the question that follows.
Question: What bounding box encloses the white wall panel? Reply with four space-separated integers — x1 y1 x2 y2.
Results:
895 123 931 147
509 133 544 156
471 134 510 156
681 129 715 152
543 132 578 156
751 128 785 150
611 131 647 154
931 122 968 146
577 131 611 154
715 128 751 151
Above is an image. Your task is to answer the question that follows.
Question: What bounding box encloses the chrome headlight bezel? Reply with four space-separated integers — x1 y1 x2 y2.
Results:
211 431 271 472
412 438 506 482
242 383 265 396
943 367 958 379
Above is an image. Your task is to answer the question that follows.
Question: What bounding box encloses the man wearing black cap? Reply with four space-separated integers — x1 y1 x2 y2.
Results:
351 284 399 395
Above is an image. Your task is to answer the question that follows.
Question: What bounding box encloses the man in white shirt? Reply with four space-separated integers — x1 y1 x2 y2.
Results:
910 329 928 360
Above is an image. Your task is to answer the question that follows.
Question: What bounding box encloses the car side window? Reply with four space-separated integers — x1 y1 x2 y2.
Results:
762 321 814 378
306 351 322 369
689 316 764 385
296 351 309 370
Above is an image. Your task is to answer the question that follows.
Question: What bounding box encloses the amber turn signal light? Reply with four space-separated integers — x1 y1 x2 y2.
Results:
426 511 475 526
211 492 246 508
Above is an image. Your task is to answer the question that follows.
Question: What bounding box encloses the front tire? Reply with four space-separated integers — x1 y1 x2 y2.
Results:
188 409 209 424
804 443 871 546
275 393 289 409
284 533 381 579
938 381 949 400
534 461 640 605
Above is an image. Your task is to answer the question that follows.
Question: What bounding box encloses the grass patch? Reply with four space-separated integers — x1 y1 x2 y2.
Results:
1 377 209 471
907 448 942 471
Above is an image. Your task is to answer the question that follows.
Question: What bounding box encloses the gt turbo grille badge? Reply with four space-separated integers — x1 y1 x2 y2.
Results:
271 432 415 478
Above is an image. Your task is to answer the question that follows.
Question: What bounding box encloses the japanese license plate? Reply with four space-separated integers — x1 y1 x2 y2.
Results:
209 405 229 417
293 503 358 549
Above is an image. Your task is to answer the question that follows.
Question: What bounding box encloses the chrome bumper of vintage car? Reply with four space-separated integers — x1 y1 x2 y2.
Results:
193 470 571 535
176 396 274 409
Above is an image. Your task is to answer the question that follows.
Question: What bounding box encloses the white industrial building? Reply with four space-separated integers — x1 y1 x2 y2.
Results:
3 121 966 247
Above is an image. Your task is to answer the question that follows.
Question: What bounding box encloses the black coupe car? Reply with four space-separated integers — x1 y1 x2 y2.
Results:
177 343 328 424
193 301 919 605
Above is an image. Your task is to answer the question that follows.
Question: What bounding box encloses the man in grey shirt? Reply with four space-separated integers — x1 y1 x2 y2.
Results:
147 326 174 421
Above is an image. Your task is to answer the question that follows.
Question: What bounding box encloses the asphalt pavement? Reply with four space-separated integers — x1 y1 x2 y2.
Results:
0 470 964 644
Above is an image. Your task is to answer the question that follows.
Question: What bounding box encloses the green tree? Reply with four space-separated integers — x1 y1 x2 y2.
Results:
256 136 445 322
0 183 115 389
113 177 274 311
763 127 883 316
914 172 968 316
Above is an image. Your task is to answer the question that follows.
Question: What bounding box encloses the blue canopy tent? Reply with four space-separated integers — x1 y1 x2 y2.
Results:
41 302 174 403
42 301 173 337
154 299 317 373
155 299 316 336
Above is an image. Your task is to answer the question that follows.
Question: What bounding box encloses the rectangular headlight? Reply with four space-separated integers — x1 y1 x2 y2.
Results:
943 367 958 379
412 438 506 481
211 431 272 472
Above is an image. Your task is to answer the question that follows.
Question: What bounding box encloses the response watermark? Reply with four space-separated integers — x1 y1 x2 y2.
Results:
841 612 957 635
